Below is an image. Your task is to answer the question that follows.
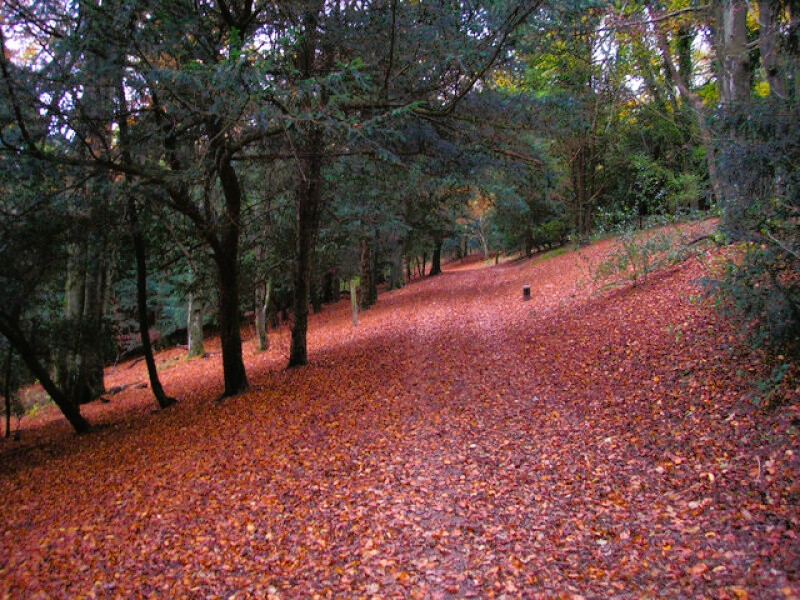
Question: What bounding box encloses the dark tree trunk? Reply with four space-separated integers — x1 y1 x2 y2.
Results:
359 238 376 309
322 270 339 303
289 128 324 368
213 144 249 396
129 197 177 410
4 346 12 438
57 241 107 405
0 317 89 434
118 79 176 409
387 236 404 290
311 276 323 314
216 245 248 396
429 235 443 276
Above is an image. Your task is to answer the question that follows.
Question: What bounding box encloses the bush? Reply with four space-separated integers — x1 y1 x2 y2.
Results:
594 224 693 288
531 218 569 251
708 100 800 358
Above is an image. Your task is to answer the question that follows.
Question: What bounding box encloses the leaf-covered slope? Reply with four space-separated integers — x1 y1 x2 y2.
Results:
1 221 798 597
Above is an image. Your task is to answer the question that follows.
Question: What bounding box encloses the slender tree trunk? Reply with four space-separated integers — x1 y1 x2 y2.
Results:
790 0 800 101
350 279 359 327
255 277 271 352
118 79 175 409
82 245 107 401
321 270 338 303
429 235 443 276
388 235 404 290
0 317 89 434
187 291 205 358
4 346 12 438
129 198 176 409
525 227 534 257
359 238 376 309
652 17 726 207
56 240 107 405
289 128 324 367
311 276 323 314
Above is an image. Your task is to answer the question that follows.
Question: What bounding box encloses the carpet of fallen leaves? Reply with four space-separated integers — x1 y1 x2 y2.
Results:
2 220 799 599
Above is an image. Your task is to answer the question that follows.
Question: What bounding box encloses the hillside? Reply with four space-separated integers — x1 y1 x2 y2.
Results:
1 221 799 598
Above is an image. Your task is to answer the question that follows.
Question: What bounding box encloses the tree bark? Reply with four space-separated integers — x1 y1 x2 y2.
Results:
212 138 249 396
187 290 205 358
118 78 176 409
652 15 726 207
255 277 271 352
350 279 359 327
129 198 176 410
715 0 751 106
4 346 12 438
0 316 89 434
387 235 404 290
758 0 787 99
289 128 324 368
429 235 443 276
216 244 248 396
359 237 376 309
56 239 107 405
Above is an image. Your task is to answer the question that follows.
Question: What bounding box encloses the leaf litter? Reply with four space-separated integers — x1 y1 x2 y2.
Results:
1 220 799 598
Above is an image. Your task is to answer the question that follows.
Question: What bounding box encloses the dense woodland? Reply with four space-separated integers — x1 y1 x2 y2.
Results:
0 0 798 433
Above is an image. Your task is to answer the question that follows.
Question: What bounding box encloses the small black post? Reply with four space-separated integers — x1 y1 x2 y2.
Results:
522 285 531 301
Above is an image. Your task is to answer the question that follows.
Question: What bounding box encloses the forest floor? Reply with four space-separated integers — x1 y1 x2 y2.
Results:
1 219 799 599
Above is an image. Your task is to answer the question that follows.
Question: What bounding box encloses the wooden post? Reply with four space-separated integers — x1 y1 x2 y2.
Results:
522 285 531 301
350 279 358 327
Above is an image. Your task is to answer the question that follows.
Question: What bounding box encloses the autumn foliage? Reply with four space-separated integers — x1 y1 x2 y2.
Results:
1 221 798 598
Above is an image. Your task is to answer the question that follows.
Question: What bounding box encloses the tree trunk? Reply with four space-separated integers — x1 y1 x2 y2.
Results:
187 291 205 358
255 277 271 352
387 236 404 290
216 247 248 396
524 227 534 257
4 346 12 438
791 0 800 101
359 237 376 309
715 0 751 106
350 279 358 327
129 197 176 410
322 270 338 303
311 276 323 314
429 235 443 276
289 128 324 368
118 78 175 409
213 143 249 396
652 17 726 207
0 317 89 434
81 245 107 401
56 240 107 406
758 0 788 99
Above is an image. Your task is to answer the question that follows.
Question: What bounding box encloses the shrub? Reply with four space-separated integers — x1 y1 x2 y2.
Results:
708 100 800 359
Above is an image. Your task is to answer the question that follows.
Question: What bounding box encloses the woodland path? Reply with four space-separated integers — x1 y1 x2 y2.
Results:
1 221 799 598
